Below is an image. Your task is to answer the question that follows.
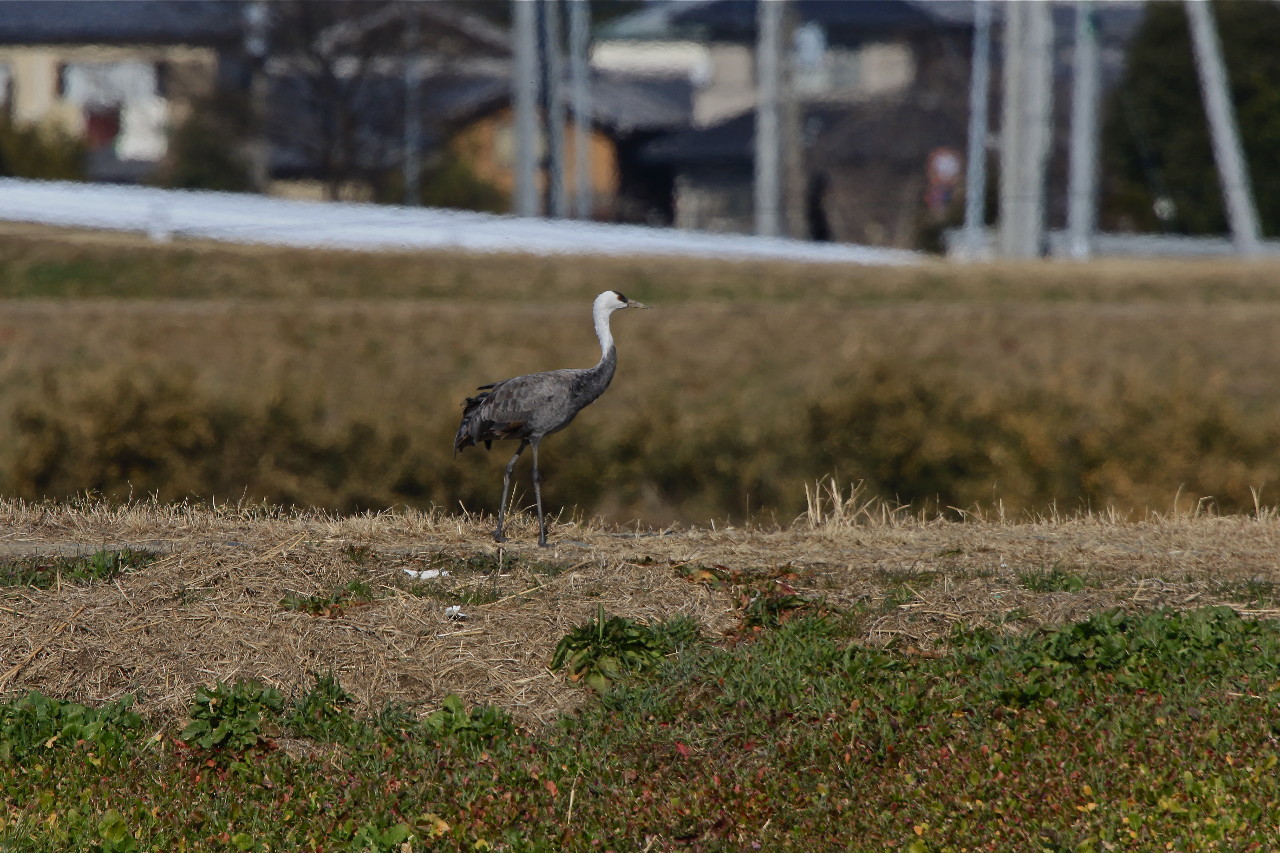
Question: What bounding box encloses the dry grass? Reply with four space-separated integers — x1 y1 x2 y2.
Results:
3 231 1280 521
2 495 1279 726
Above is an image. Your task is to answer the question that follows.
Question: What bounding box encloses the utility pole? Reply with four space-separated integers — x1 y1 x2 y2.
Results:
568 0 592 220
997 1 1053 259
1185 0 1261 257
403 6 423 206
962 0 992 259
781 2 805 239
542 0 568 218
1065 1 1100 259
755 0 783 238
242 1 271 193
512 0 540 217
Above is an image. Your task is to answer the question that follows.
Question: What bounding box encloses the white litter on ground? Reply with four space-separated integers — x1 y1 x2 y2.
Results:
403 568 450 581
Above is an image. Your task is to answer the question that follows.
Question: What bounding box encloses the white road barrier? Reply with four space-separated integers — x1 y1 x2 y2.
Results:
0 178 920 266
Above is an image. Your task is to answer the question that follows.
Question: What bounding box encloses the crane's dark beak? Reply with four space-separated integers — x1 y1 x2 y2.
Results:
627 299 653 310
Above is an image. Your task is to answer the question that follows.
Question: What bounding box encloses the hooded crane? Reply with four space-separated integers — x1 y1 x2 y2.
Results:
454 290 651 546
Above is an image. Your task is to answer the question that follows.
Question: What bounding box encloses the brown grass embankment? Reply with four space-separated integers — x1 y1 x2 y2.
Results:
2 224 1280 523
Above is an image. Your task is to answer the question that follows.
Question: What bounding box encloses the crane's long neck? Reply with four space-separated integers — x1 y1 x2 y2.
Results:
583 300 618 398
593 299 616 360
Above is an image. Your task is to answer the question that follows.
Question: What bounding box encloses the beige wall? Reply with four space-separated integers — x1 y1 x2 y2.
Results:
0 44 217 135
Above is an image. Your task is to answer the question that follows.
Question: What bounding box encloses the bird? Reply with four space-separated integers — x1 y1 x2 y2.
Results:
454 290 651 546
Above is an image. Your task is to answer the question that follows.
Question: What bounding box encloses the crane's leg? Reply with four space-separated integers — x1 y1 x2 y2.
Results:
495 440 527 543
530 437 547 547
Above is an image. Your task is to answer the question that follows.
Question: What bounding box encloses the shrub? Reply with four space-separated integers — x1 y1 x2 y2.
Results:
0 116 85 180
157 92 255 192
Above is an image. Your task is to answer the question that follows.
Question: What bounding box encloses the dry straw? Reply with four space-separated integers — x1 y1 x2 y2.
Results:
2 494 1279 727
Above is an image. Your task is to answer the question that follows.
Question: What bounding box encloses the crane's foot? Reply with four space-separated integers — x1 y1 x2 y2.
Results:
493 529 508 543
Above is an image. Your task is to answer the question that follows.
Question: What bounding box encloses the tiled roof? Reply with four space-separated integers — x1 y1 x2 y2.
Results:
0 1 244 46
668 0 974 42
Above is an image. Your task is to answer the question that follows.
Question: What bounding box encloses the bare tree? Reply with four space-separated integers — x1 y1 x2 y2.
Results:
262 1 408 199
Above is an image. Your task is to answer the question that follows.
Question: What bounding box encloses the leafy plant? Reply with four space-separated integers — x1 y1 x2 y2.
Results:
676 563 814 633
0 692 141 762
550 607 671 691
96 809 138 853
423 694 513 748
739 588 812 630
341 543 376 566
180 680 284 756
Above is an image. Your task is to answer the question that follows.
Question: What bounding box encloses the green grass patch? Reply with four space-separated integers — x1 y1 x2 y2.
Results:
1216 576 1280 608
0 547 157 589
4 606 1280 850
278 579 378 617
1017 562 1090 592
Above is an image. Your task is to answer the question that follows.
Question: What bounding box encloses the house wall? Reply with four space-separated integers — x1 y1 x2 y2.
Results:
451 105 621 215
597 38 917 129
0 44 217 159
694 44 755 127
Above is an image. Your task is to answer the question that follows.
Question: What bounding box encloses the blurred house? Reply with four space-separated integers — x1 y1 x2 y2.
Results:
269 68 692 219
602 0 1144 250
595 0 975 245
428 72 692 222
0 0 241 182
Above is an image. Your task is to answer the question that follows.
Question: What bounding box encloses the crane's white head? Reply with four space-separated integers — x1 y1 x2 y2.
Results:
592 290 650 355
596 290 652 312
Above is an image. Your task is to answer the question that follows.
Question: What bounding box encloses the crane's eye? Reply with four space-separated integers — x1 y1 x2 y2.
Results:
614 291 628 303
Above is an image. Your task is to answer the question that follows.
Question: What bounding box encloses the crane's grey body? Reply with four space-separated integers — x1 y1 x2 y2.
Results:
454 291 649 546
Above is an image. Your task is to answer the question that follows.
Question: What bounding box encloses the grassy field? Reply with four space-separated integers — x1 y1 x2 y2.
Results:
2 497 1280 850
3 223 1280 523
4 225 1280 848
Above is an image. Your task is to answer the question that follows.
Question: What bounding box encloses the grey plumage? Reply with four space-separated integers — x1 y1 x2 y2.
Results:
455 290 651 546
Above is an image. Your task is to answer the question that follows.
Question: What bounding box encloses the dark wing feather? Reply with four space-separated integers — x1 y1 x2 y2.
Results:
454 366 605 455
453 377 534 455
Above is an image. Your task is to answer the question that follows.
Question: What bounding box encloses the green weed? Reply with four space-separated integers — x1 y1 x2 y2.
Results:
550 607 672 691
0 692 141 762
422 695 513 750
0 547 156 589
1018 563 1088 592
179 680 284 757
285 673 358 743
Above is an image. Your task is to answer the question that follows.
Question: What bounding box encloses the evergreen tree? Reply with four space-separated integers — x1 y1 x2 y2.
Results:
1101 1 1280 236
